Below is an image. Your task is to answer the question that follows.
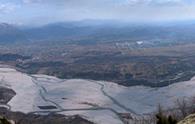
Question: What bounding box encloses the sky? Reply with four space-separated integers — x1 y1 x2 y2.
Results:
0 0 195 25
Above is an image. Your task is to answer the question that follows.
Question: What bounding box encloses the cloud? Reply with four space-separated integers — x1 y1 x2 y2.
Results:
0 3 19 13
22 0 64 4
22 0 42 4
1 0 195 25
19 0 195 8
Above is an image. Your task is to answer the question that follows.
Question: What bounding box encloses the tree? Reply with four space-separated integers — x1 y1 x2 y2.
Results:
176 98 188 118
156 104 177 124
0 117 11 124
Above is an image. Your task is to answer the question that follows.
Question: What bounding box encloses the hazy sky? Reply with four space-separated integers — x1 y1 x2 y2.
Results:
0 0 195 25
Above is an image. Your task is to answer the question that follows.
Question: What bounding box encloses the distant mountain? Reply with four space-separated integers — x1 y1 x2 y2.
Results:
23 22 96 42
1 20 195 45
0 23 27 44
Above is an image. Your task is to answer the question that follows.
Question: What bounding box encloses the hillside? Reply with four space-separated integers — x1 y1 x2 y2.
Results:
1 66 195 123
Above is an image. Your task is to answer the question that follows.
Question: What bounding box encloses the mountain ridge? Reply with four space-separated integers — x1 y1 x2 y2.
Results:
1 21 195 45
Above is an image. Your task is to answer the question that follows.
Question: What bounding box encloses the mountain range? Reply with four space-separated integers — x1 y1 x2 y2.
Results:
1 20 195 45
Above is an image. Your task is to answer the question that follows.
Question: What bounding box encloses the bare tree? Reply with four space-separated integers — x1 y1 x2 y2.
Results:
176 98 188 118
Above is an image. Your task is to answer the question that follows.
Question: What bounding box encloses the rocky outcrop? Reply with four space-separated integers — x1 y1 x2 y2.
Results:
178 114 195 124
